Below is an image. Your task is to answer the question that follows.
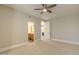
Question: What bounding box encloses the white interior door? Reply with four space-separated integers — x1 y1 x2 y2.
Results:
44 21 50 40
41 21 50 40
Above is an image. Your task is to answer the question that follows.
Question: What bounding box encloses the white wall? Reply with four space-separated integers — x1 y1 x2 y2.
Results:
0 5 41 49
12 11 27 45
50 14 79 42
0 5 14 48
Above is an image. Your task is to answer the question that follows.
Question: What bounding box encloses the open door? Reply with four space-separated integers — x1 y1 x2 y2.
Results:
41 21 50 40
28 22 35 42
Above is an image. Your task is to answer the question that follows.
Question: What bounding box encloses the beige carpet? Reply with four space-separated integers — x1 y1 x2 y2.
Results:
1 40 79 55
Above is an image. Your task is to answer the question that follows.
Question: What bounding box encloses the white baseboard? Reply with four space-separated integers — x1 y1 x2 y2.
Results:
0 42 26 52
51 39 79 45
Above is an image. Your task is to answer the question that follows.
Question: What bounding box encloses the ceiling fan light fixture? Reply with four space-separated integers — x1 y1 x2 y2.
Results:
43 8 47 12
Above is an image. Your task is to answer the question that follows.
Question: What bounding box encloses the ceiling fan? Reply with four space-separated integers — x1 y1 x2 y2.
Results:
34 4 56 14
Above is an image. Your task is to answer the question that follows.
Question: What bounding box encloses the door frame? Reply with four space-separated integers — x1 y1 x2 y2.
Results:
27 21 35 41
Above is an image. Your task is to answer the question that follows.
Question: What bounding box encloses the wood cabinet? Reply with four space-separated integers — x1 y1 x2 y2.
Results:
28 33 34 42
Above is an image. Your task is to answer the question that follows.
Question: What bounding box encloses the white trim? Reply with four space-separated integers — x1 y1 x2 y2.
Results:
51 39 79 45
0 42 26 52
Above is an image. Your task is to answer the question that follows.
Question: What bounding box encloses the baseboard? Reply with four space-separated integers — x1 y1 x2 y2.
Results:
0 42 26 53
51 38 79 45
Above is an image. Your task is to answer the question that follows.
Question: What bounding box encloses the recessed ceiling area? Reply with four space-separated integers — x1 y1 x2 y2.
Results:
4 4 79 20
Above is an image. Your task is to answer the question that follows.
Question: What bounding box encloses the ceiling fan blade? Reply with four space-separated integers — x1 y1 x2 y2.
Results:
42 4 44 6
41 11 43 14
47 4 56 8
34 8 42 10
42 4 45 8
47 10 52 13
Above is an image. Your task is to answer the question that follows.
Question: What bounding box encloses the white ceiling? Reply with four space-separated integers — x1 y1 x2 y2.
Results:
5 4 79 20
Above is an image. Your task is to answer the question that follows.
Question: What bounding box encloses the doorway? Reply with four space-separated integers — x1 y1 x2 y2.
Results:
41 21 50 40
28 22 35 42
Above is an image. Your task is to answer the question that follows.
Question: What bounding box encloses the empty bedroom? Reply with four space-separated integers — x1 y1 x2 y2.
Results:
0 4 79 55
